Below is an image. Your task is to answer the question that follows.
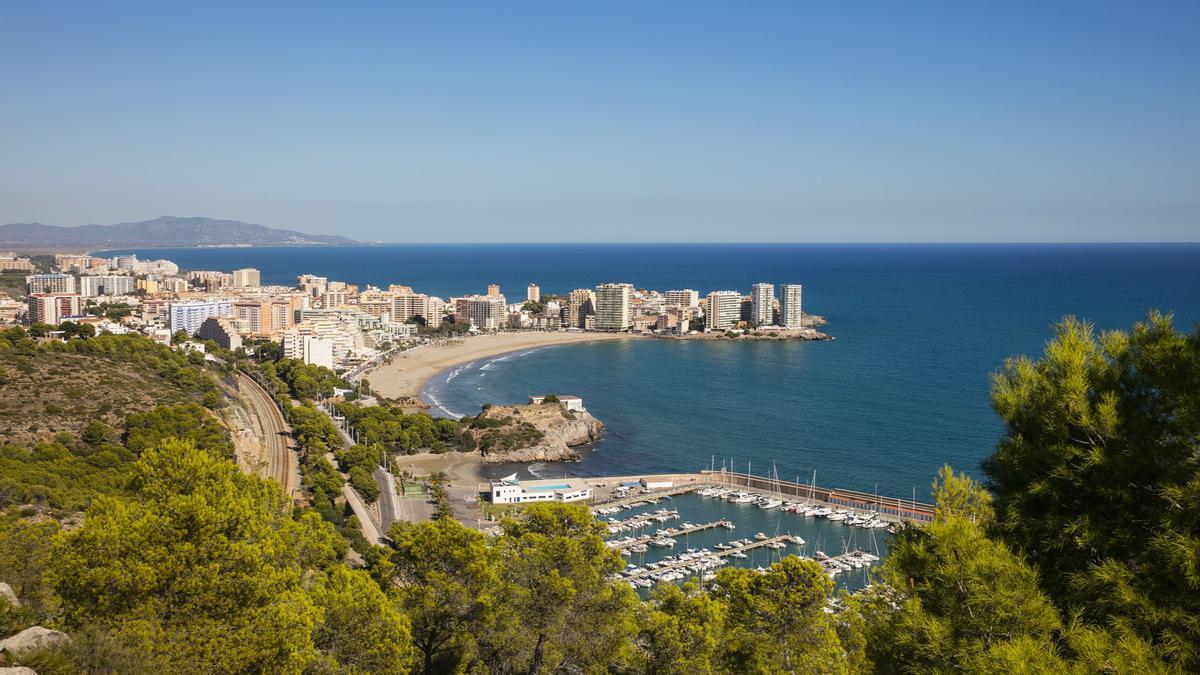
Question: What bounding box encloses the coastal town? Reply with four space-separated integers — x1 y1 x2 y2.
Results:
2 250 827 376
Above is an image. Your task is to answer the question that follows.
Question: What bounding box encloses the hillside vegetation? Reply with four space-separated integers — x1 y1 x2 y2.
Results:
0 330 223 447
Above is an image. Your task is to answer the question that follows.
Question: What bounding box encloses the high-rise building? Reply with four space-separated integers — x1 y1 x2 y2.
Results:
168 299 233 335
79 275 135 297
527 283 540 303
392 293 436 324
751 283 775 326
705 291 742 331
665 289 700 308
26 294 82 325
594 283 633 330
232 268 261 287
564 289 596 328
487 284 502 298
779 284 803 328
462 295 504 331
26 273 75 295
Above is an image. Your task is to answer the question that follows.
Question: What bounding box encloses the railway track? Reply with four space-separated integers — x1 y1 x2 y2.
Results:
237 372 298 498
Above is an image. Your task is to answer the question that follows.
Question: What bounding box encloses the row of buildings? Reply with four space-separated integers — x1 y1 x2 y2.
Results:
11 250 811 369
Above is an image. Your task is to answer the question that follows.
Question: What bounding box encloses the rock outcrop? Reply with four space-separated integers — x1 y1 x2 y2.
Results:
0 626 71 656
468 402 603 464
0 583 18 609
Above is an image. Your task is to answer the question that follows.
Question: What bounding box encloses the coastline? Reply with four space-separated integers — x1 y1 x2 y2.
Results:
365 331 645 404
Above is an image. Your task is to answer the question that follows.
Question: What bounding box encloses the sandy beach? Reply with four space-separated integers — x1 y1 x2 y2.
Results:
367 331 642 402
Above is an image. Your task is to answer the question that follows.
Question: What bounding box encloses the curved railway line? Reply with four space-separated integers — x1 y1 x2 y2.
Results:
237 372 299 498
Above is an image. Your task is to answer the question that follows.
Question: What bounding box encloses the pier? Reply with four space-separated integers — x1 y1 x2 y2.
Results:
620 534 798 581
607 519 735 548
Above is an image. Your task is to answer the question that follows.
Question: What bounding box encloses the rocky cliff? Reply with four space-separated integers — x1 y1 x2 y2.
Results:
466 402 603 463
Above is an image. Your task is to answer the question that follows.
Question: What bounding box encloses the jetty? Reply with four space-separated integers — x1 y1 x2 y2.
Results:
620 534 799 582
607 519 734 548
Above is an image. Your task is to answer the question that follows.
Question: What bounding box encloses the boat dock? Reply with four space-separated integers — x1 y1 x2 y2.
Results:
607 519 734 548
620 534 798 582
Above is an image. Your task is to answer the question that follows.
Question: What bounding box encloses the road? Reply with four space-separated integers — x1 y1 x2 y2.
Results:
374 466 403 536
237 372 299 498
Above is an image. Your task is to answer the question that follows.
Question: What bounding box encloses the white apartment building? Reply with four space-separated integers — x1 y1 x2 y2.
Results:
168 299 233 335
664 289 700 308
594 283 633 330
232 268 261 287
79 275 135 298
26 273 76 295
779 284 803 328
705 291 742 331
751 283 775 326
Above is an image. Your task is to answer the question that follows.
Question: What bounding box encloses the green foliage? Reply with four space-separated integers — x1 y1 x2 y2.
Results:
348 465 379 503
986 312 1200 667
271 357 347 400
335 402 471 454
712 557 850 673
309 566 415 673
0 436 136 512
48 439 351 673
388 517 499 674
638 581 727 674
125 403 233 458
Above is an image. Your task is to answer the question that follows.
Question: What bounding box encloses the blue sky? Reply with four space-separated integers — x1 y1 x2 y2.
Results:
1 2 1197 242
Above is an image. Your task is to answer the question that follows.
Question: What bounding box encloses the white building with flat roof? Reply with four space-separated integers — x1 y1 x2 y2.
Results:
779 284 803 328
79 275 135 298
751 283 775 326
664 289 700 308
705 291 742 331
594 282 633 330
168 299 233 335
489 475 592 504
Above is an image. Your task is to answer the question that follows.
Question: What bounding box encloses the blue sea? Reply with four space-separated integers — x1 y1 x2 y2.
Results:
113 244 1200 500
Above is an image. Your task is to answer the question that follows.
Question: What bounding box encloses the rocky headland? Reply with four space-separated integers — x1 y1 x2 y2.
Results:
463 401 604 464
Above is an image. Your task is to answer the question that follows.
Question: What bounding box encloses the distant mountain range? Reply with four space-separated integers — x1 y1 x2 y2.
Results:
0 216 358 250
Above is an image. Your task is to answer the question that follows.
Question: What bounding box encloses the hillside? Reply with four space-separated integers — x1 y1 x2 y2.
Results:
0 215 357 249
0 332 224 447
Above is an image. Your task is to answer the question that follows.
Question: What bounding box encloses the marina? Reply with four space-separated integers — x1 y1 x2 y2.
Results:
597 489 893 592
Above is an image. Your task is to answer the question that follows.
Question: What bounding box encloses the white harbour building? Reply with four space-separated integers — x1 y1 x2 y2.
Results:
489 475 592 504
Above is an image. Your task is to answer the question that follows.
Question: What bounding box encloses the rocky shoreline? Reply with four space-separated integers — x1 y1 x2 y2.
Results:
467 401 604 464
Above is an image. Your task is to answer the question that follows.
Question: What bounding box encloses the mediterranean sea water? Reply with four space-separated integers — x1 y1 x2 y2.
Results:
113 244 1200 500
